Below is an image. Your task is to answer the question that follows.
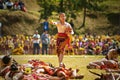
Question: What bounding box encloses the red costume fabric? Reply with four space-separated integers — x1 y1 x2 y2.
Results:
56 33 70 54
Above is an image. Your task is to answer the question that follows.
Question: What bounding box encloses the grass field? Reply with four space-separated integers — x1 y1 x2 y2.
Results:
0 55 119 80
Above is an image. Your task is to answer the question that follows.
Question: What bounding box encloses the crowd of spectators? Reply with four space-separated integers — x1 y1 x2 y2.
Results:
0 33 120 55
0 0 26 12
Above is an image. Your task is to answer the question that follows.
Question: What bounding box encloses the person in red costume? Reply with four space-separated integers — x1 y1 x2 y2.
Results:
27 59 84 80
0 55 24 80
50 12 74 67
87 48 120 69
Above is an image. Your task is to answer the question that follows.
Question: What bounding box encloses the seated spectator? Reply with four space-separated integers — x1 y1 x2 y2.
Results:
5 0 13 9
18 0 26 12
12 44 24 55
0 0 4 9
13 0 20 10
86 44 94 55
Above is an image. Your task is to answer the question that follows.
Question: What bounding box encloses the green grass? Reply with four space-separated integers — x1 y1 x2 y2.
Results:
0 55 113 80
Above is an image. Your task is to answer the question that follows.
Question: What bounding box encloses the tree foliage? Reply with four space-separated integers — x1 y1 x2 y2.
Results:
38 0 106 27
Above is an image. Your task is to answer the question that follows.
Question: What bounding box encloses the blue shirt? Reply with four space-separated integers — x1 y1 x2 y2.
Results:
41 33 49 44
43 21 49 31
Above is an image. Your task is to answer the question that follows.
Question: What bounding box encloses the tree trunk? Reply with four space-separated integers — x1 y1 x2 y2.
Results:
59 0 64 12
79 0 87 29
81 6 86 28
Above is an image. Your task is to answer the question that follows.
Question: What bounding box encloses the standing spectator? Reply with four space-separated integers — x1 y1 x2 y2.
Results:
23 36 30 54
4 36 10 55
5 0 13 9
32 30 40 55
69 19 75 34
49 35 56 55
41 30 50 55
0 0 4 9
43 18 49 31
28 36 33 54
69 20 74 29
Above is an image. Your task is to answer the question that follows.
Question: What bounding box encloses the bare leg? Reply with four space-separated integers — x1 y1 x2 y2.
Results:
58 53 64 67
88 61 104 69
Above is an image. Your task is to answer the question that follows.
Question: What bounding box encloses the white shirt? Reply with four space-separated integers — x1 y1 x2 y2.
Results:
6 2 13 6
53 21 74 34
33 34 40 43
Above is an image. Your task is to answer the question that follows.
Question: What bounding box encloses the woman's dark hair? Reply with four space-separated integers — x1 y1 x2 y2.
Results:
10 64 18 71
2 55 11 64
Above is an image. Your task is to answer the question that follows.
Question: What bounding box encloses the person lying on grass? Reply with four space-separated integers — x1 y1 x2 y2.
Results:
87 48 120 69
24 59 84 80
0 55 24 80
89 70 120 80
89 65 120 80
0 55 84 80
